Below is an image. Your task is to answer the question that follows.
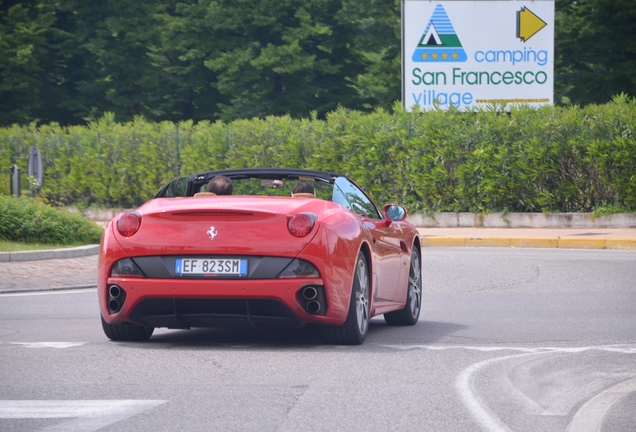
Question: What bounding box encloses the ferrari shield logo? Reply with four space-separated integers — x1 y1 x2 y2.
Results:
207 226 217 241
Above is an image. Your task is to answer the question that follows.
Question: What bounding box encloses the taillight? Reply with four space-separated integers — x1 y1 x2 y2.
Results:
287 212 317 237
110 258 145 278
117 212 141 237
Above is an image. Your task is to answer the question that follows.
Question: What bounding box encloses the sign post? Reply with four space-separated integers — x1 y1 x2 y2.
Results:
402 0 554 111
9 165 21 197
27 146 43 198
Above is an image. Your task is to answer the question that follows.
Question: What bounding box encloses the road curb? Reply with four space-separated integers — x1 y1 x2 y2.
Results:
408 212 636 228
420 237 636 249
0 285 97 294
0 244 100 262
77 209 636 229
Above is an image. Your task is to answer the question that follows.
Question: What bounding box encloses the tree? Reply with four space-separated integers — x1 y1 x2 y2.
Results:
149 0 229 122
556 0 636 105
336 0 401 111
57 0 168 122
5 0 634 126
0 1 56 124
1 0 403 125
158 0 366 121
0 0 169 126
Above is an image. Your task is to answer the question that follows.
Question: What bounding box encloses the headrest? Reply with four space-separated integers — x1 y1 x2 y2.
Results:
193 192 217 197
291 193 315 198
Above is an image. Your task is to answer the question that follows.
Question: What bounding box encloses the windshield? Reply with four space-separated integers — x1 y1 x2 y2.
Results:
198 177 334 200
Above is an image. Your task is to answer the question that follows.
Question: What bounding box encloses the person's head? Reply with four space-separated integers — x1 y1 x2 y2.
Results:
292 182 314 195
208 175 233 195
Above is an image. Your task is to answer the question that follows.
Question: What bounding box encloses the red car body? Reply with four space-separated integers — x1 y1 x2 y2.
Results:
99 169 421 344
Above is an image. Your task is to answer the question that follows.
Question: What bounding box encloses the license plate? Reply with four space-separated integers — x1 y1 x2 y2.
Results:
175 258 248 276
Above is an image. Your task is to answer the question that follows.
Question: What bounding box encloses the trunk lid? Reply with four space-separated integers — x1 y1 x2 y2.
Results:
114 196 342 257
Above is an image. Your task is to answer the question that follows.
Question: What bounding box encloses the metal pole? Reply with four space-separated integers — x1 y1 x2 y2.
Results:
175 124 180 176
9 165 21 197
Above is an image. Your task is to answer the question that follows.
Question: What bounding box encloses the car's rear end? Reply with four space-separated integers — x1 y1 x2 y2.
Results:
99 196 356 335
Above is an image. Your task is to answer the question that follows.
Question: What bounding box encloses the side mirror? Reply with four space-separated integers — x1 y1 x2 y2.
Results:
383 204 407 222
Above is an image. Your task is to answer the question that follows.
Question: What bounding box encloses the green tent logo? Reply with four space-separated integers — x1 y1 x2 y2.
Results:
412 4 467 62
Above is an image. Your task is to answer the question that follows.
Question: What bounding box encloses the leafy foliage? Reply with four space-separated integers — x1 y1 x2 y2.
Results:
0 0 395 125
2 0 633 126
556 0 636 105
0 1 58 124
1 98 635 213
0 195 102 244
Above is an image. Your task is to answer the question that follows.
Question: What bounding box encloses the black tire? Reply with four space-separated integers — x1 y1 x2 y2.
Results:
321 252 370 345
101 316 154 341
384 247 422 326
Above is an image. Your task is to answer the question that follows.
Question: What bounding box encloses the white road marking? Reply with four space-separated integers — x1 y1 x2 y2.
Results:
380 344 636 354
566 376 636 432
380 345 636 432
0 289 95 297
5 342 87 349
0 400 166 432
455 352 543 432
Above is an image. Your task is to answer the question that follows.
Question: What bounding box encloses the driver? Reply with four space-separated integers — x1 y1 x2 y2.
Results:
208 175 233 195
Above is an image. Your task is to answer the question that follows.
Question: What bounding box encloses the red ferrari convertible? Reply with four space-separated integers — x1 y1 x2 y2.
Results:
99 168 421 345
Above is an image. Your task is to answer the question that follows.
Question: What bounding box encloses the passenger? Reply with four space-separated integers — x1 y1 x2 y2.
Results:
292 182 315 197
208 175 233 195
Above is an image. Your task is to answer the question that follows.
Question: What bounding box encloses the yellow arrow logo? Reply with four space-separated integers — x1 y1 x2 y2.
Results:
517 7 547 42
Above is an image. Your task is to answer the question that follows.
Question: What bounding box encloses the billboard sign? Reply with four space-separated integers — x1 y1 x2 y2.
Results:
402 0 554 110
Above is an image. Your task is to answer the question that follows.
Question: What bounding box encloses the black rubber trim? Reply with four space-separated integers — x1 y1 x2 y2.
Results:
132 256 294 279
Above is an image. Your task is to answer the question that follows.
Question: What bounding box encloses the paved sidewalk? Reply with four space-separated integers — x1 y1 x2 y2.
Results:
1 228 636 294
0 255 98 293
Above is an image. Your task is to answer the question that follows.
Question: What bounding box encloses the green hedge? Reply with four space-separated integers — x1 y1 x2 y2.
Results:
0 196 103 244
1 95 635 213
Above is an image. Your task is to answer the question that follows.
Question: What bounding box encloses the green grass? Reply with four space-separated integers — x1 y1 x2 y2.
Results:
0 240 89 253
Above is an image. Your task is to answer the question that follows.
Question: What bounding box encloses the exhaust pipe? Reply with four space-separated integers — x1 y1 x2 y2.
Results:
306 300 321 314
107 284 125 313
297 285 326 315
108 299 120 312
109 285 122 299
302 286 318 300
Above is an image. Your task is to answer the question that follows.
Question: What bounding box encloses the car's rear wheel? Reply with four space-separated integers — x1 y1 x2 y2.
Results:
101 316 154 341
384 247 421 326
321 252 370 345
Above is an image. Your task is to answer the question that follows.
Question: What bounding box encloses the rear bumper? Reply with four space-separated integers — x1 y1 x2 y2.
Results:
100 277 347 328
129 298 301 329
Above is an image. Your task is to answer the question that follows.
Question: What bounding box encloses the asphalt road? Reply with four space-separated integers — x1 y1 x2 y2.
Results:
1 248 635 431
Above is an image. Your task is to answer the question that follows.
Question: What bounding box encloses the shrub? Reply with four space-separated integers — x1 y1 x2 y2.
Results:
0 196 103 244
1 96 635 213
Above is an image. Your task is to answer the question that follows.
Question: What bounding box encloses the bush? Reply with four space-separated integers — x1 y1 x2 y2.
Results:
1 96 635 213
0 196 102 244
